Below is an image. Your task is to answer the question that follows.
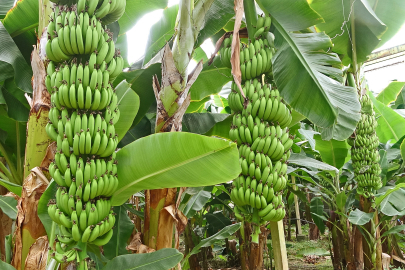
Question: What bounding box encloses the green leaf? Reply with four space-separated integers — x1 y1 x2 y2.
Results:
0 22 33 93
1 79 30 121
0 0 14 19
190 57 232 101
183 189 211 218
371 0 405 48
289 110 306 127
0 178 22 196
186 97 210 113
186 223 240 260
377 185 405 216
119 117 152 147
112 132 241 205
103 206 134 260
257 0 323 31
379 149 388 182
183 113 229 135
348 209 373 226
195 0 235 47
288 153 339 175
0 61 14 82
115 34 129 68
143 5 178 65
114 63 161 126
381 224 405 237
336 192 347 213
204 115 232 139
123 204 144 220
37 180 57 237
0 260 16 270
2 0 38 62
205 212 232 236
369 91 405 143
310 197 325 233
0 195 17 219
376 81 405 105
101 248 183 270
401 140 405 161
255 5 360 139
115 81 140 142
0 112 27 160
314 134 349 169
394 84 405 109
298 129 318 150
192 47 208 64
310 0 387 65
118 0 168 35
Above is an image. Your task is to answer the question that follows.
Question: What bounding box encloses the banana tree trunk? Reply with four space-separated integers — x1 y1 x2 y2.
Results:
143 0 213 250
13 0 52 264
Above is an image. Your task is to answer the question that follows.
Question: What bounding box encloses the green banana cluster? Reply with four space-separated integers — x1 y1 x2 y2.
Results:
44 0 125 265
348 95 382 198
49 0 125 25
228 79 292 224
219 14 275 81
45 4 126 64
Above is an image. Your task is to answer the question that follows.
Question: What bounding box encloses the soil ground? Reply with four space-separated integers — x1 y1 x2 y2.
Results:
195 224 334 270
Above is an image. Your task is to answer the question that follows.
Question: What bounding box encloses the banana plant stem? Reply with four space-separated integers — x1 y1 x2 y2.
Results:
16 122 23 181
350 0 359 81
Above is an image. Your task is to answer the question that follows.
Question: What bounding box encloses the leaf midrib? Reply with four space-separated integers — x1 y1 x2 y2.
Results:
114 143 231 196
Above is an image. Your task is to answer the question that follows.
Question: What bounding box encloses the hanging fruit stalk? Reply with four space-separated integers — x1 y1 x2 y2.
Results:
348 91 382 270
43 0 125 268
221 14 292 243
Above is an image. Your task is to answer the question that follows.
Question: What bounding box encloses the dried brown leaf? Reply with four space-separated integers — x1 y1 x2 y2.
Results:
231 0 245 99
208 32 232 65
127 232 155 254
24 236 49 270
11 168 48 270
40 141 57 170
31 46 50 109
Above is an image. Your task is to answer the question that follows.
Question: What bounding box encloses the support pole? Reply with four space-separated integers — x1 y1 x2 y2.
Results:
270 220 288 270
291 176 302 235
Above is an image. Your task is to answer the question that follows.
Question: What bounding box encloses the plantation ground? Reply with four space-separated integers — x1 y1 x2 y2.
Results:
185 225 334 269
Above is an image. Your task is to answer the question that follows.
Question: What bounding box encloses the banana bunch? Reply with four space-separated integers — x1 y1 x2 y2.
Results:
253 14 274 42
220 38 274 81
49 0 125 25
349 95 382 197
219 14 275 81
228 79 292 225
44 0 125 264
46 6 125 64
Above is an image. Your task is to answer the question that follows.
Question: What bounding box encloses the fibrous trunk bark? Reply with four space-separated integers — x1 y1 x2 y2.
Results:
360 196 382 270
143 32 203 250
11 168 48 270
0 186 13 262
305 190 319 240
354 225 364 270
238 221 250 270
185 223 200 270
12 40 51 269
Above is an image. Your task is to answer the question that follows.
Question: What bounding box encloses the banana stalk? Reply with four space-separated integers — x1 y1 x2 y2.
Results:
13 33 51 268
143 0 215 250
